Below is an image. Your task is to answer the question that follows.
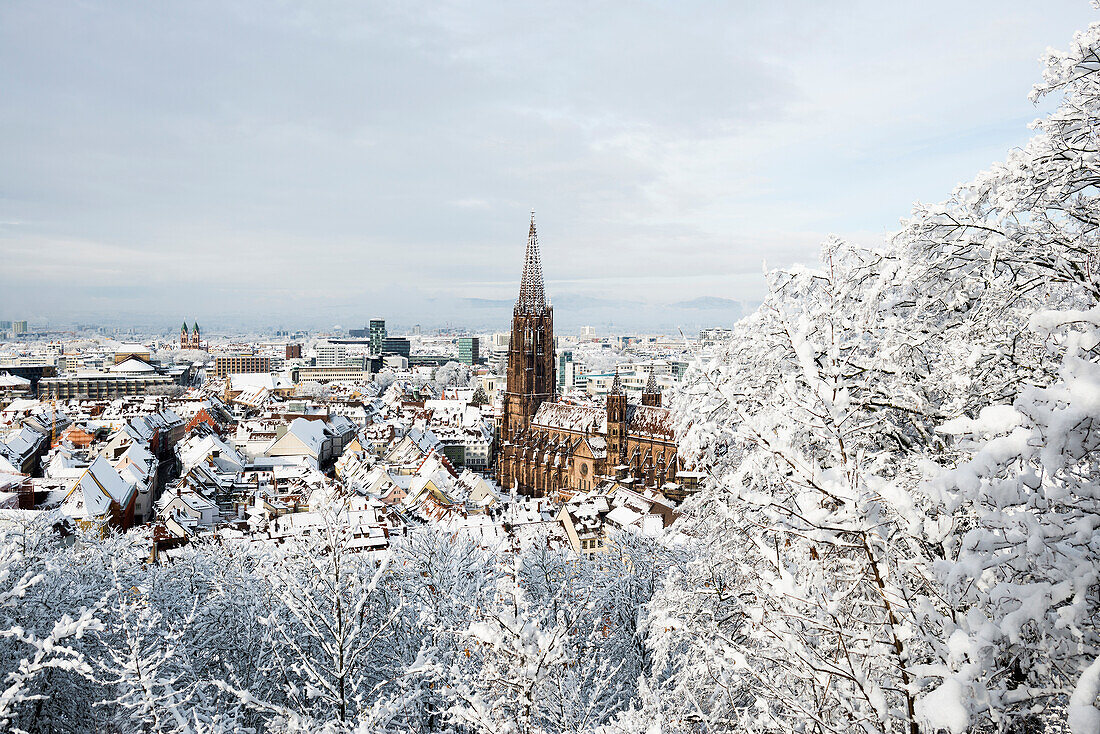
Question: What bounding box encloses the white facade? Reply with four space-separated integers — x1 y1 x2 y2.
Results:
316 343 347 368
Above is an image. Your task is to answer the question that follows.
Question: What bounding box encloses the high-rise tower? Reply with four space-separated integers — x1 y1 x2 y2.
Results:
498 214 556 489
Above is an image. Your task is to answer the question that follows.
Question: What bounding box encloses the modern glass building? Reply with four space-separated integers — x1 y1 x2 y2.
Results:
380 337 410 358
369 318 387 354
458 337 479 365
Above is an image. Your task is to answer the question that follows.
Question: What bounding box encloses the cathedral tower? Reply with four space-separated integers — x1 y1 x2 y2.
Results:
641 370 662 407
606 369 628 464
499 214 556 488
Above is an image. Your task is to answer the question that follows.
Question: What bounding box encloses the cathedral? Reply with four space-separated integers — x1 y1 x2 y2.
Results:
497 216 681 499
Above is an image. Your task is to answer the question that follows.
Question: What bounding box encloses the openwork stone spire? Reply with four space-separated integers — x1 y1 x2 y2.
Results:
611 368 623 394
516 212 548 314
644 369 658 394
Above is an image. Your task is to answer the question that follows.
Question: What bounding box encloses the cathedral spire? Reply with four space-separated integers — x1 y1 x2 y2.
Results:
516 212 547 314
642 368 662 407
611 368 623 395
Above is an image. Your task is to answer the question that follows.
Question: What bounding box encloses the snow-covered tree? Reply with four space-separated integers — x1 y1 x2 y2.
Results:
913 311 1100 733
441 551 575 734
434 361 473 391
165 348 211 365
666 242 947 733
654 14 1100 733
93 572 199 733
0 515 105 733
218 506 407 731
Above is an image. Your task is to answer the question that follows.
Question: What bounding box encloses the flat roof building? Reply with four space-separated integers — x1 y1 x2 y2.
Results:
213 354 271 378
380 337 410 358
297 366 369 384
39 372 176 400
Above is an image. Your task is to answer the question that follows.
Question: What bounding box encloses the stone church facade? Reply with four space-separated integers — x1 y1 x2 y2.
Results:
180 322 203 350
497 216 681 499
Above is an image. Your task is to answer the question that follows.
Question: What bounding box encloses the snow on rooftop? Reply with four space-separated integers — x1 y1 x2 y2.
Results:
109 357 156 373
0 372 31 388
286 417 327 456
63 455 135 519
532 403 606 434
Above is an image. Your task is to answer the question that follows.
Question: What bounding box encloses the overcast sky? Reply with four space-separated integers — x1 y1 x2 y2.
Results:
1 1 1096 332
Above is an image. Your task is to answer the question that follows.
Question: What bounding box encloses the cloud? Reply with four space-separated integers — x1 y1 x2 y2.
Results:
0 1 1095 329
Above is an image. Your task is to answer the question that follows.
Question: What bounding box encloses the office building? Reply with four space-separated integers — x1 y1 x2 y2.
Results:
383 355 409 370
316 342 347 368
557 350 585 391
409 354 449 367
699 327 735 347
380 337 410 358
213 354 271 378
297 366 369 383
343 355 367 369
458 337 479 366
38 372 177 399
370 319 386 354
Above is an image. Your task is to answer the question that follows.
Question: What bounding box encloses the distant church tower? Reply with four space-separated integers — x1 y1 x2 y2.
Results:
641 370 662 407
181 321 202 349
498 214 556 489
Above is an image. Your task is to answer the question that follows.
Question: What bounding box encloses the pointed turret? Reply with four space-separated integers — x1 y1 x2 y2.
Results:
516 212 548 315
642 369 662 407
181 322 188 334
611 368 623 395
